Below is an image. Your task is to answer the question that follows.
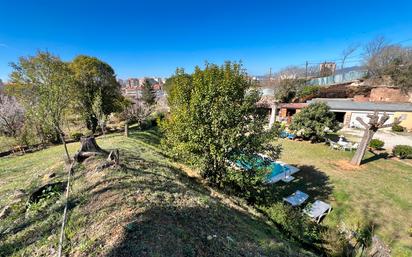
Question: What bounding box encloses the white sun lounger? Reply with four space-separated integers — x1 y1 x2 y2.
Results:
304 200 332 223
283 190 309 206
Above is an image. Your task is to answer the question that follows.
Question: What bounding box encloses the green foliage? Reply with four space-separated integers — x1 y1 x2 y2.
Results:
259 202 321 244
70 132 84 141
161 62 279 186
274 79 306 103
9 51 73 144
297 85 321 98
163 69 191 95
70 55 124 133
392 145 412 159
289 102 339 141
391 123 405 132
384 58 412 93
369 139 384 150
141 79 156 106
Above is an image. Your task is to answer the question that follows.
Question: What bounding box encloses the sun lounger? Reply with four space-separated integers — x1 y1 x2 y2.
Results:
304 200 332 223
283 190 309 206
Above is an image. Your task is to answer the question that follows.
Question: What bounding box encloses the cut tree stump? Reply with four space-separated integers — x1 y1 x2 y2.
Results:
74 136 108 162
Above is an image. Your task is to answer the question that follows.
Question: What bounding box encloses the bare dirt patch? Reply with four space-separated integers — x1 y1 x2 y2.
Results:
331 160 365 171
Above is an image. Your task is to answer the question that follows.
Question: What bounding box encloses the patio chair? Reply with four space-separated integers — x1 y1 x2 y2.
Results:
283 190 309 206
329 141 341 150
303 200 332 223
351 143 359 151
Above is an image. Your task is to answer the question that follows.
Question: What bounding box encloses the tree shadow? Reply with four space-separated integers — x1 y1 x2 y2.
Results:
264 165 334 205
361 152 389 165
128 128 162 147
105 204 310 257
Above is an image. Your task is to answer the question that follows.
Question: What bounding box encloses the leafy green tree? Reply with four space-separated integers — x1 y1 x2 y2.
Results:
384 58 412 93
92 89 107 135
70 55 123 133
9 51 73 161
161 62 279 186
274 78 305 103
141 79 156 105
289 102 339 141
163 69 192 95
296 85 321 99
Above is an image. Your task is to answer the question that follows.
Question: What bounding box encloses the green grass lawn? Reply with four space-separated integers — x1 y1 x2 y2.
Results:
277 139 412 257
0 131 316 257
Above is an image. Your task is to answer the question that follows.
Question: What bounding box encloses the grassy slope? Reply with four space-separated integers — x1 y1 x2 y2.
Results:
278 139 412 257
0 131 316 257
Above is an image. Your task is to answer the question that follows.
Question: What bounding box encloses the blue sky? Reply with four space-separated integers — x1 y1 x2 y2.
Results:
1 0 412 81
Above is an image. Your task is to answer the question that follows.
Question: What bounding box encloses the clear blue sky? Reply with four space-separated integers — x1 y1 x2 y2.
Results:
1 0 412 81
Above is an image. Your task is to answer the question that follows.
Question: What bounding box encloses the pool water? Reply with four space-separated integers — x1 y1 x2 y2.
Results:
234 155 289 180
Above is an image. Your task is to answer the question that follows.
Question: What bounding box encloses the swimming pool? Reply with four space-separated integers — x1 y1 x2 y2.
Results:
234 155 299 183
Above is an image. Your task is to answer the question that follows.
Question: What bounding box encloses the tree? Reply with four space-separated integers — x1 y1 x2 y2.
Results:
289 102 339 142
121 99 152 137
341 43 359 70
363 36 411 78
92 90 107 135
350 111 402 165
0 94 24 137
161 62 279 186
70 55 123 133
9 51 73 161
384 57 412 93
274 78 306 103
141 79 156 105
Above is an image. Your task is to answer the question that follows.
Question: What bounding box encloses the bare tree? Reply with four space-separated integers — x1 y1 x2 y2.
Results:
363 36 410 78
0 94 24 137
350 111 402 165
122 100 152 137
341 43 360 70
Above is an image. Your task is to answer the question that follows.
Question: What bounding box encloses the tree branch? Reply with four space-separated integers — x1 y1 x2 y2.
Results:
356 117 369 128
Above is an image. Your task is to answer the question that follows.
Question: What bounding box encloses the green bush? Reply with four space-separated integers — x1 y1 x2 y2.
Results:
392 145 412 159
392 124 405 132
70 132 84 141
289 102 339 142
297 85 321 98
369 139 384 150
259 202 321 244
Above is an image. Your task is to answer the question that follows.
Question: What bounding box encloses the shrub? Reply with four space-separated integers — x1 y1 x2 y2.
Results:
369 139 384 150
392 145 412 159
289 102 339 142
70 132 84 141
297 85 321 99
259 202 321 244
392 124 405 132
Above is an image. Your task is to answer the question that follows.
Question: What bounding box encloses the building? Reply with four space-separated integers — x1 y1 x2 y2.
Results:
308 98 412 130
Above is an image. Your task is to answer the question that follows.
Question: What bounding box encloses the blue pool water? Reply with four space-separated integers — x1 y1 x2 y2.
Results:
235 155 289 180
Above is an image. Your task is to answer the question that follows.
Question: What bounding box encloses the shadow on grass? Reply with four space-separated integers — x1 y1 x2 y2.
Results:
361 151 389 165
128 128 163 147
105 204 306 257
264 165 334 205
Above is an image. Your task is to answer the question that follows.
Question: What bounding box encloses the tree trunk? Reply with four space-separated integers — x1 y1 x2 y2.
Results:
74 136 108 162
350 129 375 165
59 133 71 163
124 121 129 137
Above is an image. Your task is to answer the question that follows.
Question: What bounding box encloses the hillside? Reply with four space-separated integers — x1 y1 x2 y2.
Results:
0 130 317 257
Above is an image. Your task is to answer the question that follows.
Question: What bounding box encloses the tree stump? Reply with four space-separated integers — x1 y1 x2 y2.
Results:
74 136 108 162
